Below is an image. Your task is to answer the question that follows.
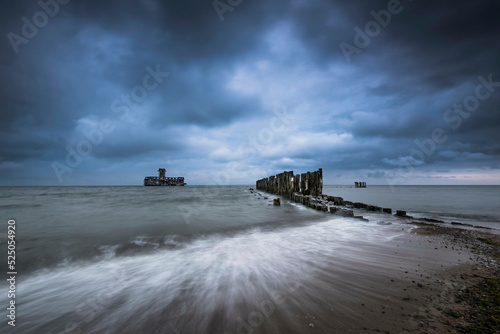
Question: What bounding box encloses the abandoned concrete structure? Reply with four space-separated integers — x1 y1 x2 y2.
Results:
355 182 367 188
144 168 186 186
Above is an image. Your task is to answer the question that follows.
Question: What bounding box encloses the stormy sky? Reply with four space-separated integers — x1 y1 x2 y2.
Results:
1 0 500 185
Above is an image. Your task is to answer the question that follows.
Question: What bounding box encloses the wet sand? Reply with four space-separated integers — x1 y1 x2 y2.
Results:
217 222 500 334
72 218 499 334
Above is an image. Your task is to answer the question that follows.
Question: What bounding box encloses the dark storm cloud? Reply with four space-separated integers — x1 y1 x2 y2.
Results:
1 0 499 184
295 0 500 175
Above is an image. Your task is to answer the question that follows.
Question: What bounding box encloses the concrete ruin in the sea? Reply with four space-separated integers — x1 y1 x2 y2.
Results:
354 182 367 188
144 168 186 186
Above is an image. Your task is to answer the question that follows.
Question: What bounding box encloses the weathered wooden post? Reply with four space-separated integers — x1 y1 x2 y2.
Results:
318 168 323 195
256 168 322 201
306 172 311 195
311 170 317 196
300 173 306 195
287 171 293 197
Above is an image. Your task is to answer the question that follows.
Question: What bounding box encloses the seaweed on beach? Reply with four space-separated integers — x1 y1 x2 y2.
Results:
410 223 500 333
477 237 500 247
448 272 500 334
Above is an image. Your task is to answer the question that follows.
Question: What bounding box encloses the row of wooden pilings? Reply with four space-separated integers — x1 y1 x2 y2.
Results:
256 168 476 226
255 168 410 219
256 168 323 198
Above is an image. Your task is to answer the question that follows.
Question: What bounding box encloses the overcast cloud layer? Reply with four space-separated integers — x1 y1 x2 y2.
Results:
1 0 500 185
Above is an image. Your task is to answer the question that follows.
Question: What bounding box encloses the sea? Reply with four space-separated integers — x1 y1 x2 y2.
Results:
323 185 500 228
0 185 499 333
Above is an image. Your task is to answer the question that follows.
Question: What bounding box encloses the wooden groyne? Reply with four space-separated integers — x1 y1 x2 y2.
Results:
254 170 492 228
256 168 323 197
255 168 391 219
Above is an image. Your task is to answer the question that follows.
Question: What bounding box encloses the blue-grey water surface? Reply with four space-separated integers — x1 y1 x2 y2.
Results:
324 185 500 227
0 185 498 333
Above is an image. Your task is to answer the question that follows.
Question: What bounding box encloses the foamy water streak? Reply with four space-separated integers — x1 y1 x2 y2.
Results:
0 217 411 333
0 185 488 333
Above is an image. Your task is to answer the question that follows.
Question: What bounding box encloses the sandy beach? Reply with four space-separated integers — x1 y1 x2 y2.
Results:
210 221 500 334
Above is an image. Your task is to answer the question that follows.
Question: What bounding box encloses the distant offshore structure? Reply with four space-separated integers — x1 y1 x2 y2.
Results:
144 168 186 186
354 182 367 188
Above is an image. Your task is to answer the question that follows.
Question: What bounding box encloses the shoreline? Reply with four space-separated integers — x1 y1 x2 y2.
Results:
2 186 499 333
248 186 499 333
95 216 500 333
219 190 500 334
406 223 500 333
271 222 500 334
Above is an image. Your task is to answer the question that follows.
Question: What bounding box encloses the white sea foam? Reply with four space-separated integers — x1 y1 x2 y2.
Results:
0 217 410 333
131 236 160 248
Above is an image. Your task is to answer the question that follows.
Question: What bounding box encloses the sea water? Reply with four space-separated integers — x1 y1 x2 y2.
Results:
0 185 498 333
324 185 500 228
